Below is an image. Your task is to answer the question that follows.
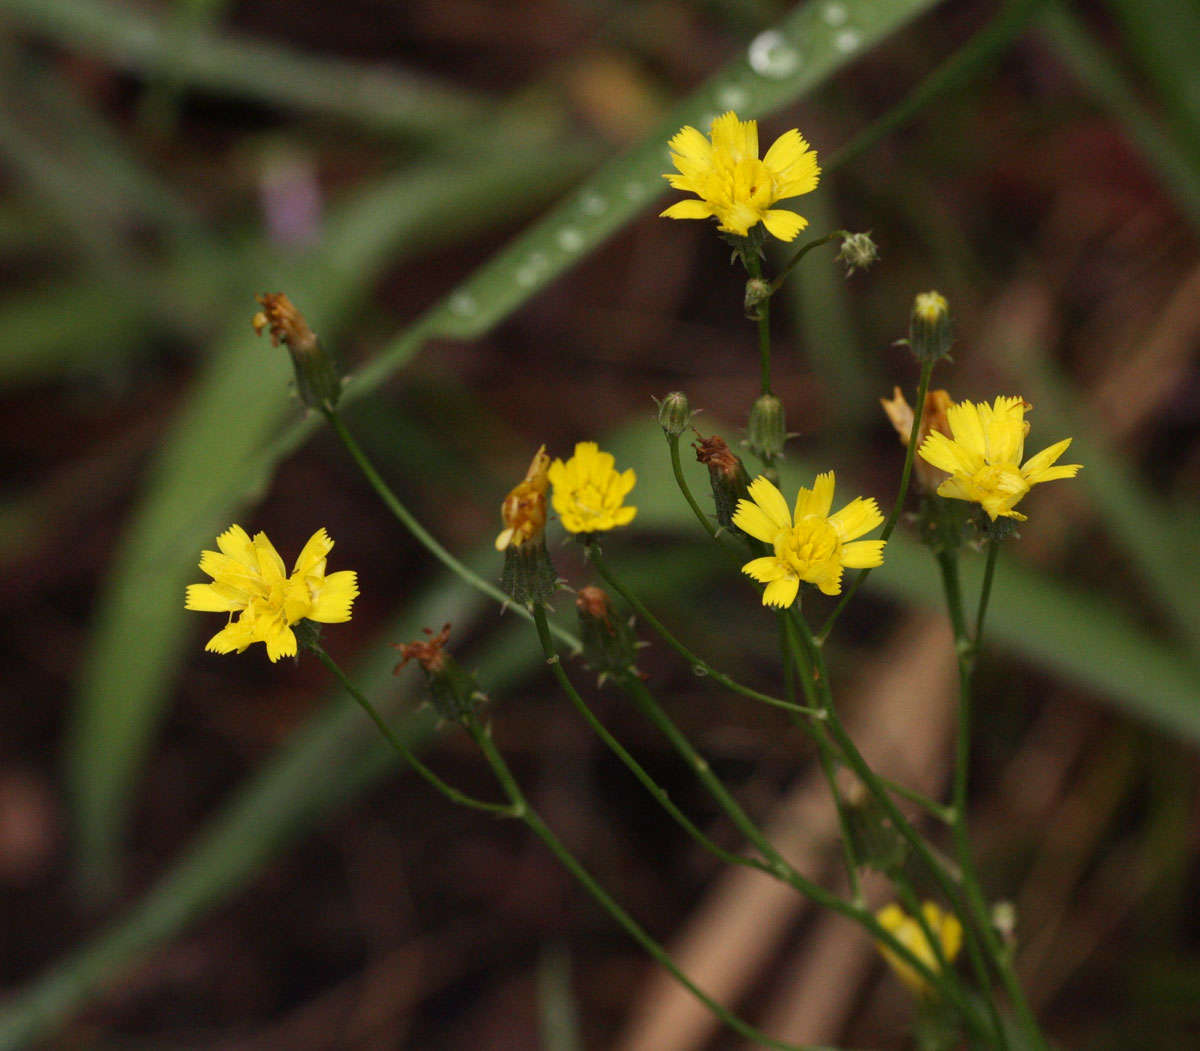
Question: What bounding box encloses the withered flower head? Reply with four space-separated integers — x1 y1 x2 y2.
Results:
393 623 452 676
880 387 954 493
253 292 342 411
253 292 318 353
694 433 751 532
495 444 551 552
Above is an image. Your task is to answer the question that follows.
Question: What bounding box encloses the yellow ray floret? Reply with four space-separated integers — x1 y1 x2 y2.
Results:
185 524 358 662
547 442 637 535
917 395 1082 521
875 901 963 999
732 473 884 606
660 111 820 241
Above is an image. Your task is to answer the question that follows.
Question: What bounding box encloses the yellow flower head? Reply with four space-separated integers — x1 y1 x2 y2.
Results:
185 525 358 662
495 444 551 552
917 395 1082 521
548 442 637 535
875 901 963 999
660 111 820 241
732 473 885 606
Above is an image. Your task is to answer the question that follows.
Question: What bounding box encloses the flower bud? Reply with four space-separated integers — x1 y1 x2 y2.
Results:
693 433 750 532
842 775 908 876
496 446 559 607
907 291 953 363
576 587 640 684
746 393 787 462
836 231 879 276
744 277 771 319
253 292 342 411
394 624 487 723
654 391 693 438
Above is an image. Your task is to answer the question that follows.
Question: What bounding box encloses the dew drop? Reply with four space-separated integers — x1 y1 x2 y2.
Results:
580 190 607 216
748 29 801 79
835 28 861 53
822 2 849 27
557 227 585 252
449 292 477 316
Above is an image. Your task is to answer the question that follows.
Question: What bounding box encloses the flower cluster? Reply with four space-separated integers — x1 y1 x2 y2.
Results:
918 395 1081 521
732 473 885 606
661 111 820 242
185 525 358 661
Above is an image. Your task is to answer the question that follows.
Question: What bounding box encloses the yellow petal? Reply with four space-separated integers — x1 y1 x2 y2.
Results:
919 431 978 476
745 476 791 529
841 539 886 569
830 496 883 542
659 199 716 221
185 582 244 612
761 208 806 242
310 570 359 623
292 527 333 576
741 555 788 583
762 576 800 608
946 401 988 460
215 524 256 569
794 472 835 520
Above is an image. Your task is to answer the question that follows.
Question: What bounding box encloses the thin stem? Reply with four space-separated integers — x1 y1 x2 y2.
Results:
879 775 955 825
743 253 773 395
938 543 1049 1051
588 550 817 716
321 406 578 648
528 605 772 876
460 715 820 1051
668 432 719 540
784 611 1000 1042
767 231 840 294
778 612 864 905
309 644 515 817
818 356 937 643
975 538 1001 645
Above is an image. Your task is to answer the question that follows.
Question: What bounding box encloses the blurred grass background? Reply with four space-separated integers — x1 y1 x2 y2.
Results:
0 0 1198 1047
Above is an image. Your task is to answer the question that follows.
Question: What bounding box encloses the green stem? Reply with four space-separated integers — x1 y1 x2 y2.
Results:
778 613 864 906
528 605 773 876
310 643 514 817
743 253 773 396
322 406 578 648
784 610 999 1042
588 550 817 716
668 431 719 540
939 543 1049 1051
818 355 936 643
460 715 820 1051
767 231 840 294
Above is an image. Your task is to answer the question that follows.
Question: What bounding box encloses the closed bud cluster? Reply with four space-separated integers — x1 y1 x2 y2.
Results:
575 587 640 685
746 393 787 463
906 290 953 363
654 391 694 438
836 231 879 276
394 624 487 723
253 292 343 411
693 433 750 532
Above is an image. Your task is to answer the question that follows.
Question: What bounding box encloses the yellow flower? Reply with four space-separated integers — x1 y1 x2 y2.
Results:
875 902 963 998
548 442 637 534
660 111 820 241
732 473 885 605
185 525 358 662
917 395 1082 521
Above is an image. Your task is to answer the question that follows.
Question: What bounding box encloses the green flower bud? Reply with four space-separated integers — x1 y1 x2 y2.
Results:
746 393 787 463
254 292 343 411
744 277 771 319
693 433 750 533
394 624 487 723
907 291 953 363
836 231 879 276
576 587 640 685
654 391 693 438
500 536 559 607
